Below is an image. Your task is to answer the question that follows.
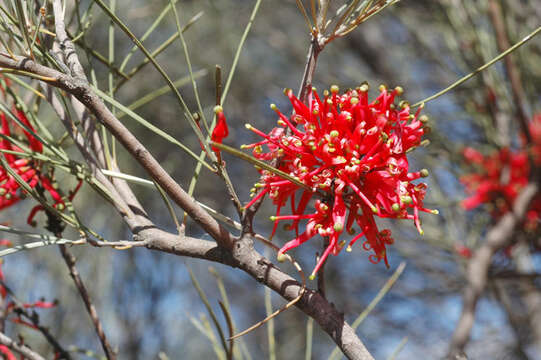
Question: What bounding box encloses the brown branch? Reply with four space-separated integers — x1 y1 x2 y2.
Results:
146 230 374 360
487 0 531 143
297 37 321 103
448 182 539 357
0 331 46 360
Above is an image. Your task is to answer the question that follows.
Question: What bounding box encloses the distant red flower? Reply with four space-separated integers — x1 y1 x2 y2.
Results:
461 114 541 234
461 147 529 215
242 84 435 278
454 244 473 259
22 300 57 309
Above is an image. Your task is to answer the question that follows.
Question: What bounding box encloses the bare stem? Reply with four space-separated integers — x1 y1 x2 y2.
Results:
487 0 531 143
58 244 117 360
297 38 321 104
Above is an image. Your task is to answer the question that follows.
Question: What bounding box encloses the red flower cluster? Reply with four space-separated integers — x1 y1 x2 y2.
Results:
0 107 80 225
242 84 434 277
461 115 541 232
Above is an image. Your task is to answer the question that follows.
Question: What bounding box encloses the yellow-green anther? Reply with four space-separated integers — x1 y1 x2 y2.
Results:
330 130 339 138
392 203 400 212
420 169 429 177
402 195 413 204
330 85 339 93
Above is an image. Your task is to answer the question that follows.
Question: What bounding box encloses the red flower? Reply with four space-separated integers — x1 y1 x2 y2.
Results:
461 147 530 213
461 114 541 235
242 84 435 278
0 107 81 225
454 244 472 259
211 105 229 162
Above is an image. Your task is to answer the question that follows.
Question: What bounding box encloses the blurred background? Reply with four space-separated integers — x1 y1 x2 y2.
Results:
2 0 541 359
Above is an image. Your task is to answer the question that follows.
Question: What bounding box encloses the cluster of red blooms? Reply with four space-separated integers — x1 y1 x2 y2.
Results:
461 114 541 234
0 104 80 225
241 84 435 278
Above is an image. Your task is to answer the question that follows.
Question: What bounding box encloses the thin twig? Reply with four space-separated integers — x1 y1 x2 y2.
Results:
487 0 531 143
58 243 116 360
413 24 541 107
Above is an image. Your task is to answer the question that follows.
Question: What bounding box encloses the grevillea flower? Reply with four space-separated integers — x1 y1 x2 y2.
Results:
211 105 229 162
0 107 81 225
242 84 435 278
462 114 541 236
461 147 530 214
461 122 541 236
